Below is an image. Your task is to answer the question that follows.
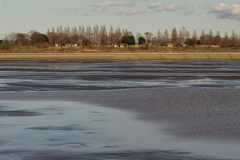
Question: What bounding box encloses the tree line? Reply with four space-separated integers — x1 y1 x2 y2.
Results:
1 25 240 49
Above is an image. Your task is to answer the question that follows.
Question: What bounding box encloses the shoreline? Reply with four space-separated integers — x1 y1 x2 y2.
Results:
1 52 240 60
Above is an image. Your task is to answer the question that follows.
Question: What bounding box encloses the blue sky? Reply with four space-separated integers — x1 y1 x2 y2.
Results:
0 0 240 39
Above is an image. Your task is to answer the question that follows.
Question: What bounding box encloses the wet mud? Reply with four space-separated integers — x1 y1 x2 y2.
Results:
0 60 240 91
0 60 240 159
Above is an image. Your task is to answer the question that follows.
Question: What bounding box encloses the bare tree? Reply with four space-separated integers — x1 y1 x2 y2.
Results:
164 29 169 42
71 26 79 44
144 32 153 43
209 29 214 45
171 28 178 44
81 26 86 41
223 31 229 47
157 29 161 44
182 26 186 41
114 28 122 47
93 25 99 44
100 25 107 45
136 32 142 42
5 32 17 43
109 26 114 46
231 30 237 47
15 33 28 46
59 26 63 46
192 30 198 45
179 29 183 43
185 30 190 39
215 31 221 45
200 29 206 45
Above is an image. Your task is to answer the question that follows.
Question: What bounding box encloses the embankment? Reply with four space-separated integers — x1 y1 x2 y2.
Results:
0 53 240 60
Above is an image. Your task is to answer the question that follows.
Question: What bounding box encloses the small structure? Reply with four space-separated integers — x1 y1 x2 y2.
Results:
167 43 174 48
64 43 77 47
55 44 58 47
181 43 187 47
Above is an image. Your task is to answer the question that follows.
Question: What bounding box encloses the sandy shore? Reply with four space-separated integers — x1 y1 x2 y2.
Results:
1 52 240 60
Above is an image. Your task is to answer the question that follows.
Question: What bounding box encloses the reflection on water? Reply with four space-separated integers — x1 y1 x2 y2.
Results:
0 60 240 91
0 101 239 160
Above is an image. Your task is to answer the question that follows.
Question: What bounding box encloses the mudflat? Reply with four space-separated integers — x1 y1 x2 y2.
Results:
1 52 240 60
0 60 239 159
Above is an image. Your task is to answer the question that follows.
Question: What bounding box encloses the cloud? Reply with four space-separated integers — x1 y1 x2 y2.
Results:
82 13 89 16
165 4 184 11
74 8 81 12
152 9 163 13
183 10 194 15
93 1 127 7
210 3 240 20
147 3 165 9
117 9 147 16
100 8 107 13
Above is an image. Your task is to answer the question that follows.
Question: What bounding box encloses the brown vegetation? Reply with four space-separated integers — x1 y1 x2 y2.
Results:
1 25 240 53
1 44 240 54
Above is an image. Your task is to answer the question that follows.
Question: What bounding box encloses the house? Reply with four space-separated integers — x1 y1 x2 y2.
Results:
64 43 77 47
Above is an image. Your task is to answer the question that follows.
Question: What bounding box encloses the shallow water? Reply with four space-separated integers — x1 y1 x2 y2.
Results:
0 60 240 91
0 100 238 160
0 60 240 159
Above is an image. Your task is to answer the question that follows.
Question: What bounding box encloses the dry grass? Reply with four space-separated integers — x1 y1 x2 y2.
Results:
1 45 240 53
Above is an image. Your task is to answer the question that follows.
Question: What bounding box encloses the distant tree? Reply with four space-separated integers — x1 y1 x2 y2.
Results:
182 26 186 41
81 26 86 42
231 30 237 47
185 38 198 46
4 32 17 47
157 29 161 44
185 30 190 39
86 26 91 42
171 28 178 44
223 31 229 47
82 39 90 46
100 25 107 46
179 29 184 43
71 26 79 44
215 31 222 45
192 30 198 40
94 25 99 44
138 36 146 45
164 29 169 42
144 32 153 43
15 33 28 46
192 30 198 45
209 29 214 45
200 29 206 45
135 32 142 42
151 36 158 43
30 31 49 44
185 38 192 46
121 35 135 46
109 26 114 46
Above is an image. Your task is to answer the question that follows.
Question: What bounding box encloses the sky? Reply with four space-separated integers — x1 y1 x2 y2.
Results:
0 0 240 39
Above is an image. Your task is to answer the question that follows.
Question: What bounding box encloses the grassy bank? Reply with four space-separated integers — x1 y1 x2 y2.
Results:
1 52 240 60
1 46 240 54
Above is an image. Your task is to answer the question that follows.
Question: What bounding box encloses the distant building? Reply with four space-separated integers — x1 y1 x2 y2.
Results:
64 43 77 47
167 43 174 48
